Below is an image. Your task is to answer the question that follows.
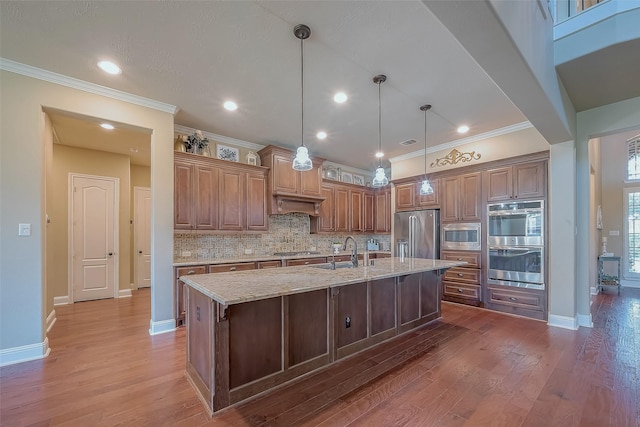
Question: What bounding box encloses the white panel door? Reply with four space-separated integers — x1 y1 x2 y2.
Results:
71 175 118 301
134 187 151 288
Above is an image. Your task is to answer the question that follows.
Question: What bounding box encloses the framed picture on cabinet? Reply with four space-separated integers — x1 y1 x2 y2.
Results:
353 174 365 186
341 172 353 184
217 144 239 162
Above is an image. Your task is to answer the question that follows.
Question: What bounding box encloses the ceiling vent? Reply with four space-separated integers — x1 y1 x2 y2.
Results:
399 139 417 146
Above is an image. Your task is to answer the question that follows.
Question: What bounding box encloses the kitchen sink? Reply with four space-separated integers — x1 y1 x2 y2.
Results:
273 251 321 256
311 262 355 270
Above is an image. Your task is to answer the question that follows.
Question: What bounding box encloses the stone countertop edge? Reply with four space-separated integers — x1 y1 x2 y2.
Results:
180 257 467 306
173 250 393 267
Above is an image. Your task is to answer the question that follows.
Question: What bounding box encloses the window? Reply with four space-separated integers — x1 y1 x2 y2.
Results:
625 187 640 279
627 136 640 180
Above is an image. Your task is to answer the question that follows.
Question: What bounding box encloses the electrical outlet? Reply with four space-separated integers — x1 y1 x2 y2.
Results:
345 316 351 328
182 250 192 257
609 230 620 236
244 249 253 255
310 246 316 252
18 223 31 236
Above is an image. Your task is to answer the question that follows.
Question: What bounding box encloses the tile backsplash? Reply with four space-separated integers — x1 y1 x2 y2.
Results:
174 213 391 260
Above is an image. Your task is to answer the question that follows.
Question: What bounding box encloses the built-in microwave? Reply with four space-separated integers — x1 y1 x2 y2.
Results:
441 222 481 251
487 200 544 247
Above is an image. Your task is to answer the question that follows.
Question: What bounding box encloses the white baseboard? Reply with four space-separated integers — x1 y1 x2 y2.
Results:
0 337 50 367
547 314 578 330
46 309 57 333
53 295 69 305
149 319 176 335
577 313 593 328
118 289 132 298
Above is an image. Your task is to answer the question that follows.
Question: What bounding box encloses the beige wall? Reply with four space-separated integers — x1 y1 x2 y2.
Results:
1 70 175 353
51 144 133 297
130 165 151 284
390 126 550 180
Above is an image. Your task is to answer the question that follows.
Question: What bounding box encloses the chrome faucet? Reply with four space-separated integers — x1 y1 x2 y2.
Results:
343 236 358 268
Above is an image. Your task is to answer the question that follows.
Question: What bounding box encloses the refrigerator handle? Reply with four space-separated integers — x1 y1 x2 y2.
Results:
409 215 416 258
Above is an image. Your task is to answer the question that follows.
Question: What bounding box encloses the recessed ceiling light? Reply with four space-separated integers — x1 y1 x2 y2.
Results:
316 131 327 140
375 151 384 158
457 125 470 134
224 101 238 111
97 60 122 75
333 92 347 104
100 123 114 130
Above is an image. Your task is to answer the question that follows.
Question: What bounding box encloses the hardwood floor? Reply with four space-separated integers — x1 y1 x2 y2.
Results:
1 287 638 426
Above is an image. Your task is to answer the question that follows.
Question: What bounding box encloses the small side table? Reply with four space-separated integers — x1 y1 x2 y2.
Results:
598 256 621 294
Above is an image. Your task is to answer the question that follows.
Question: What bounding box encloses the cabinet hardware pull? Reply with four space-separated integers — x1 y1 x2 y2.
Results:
509 297 517 301
457 273 464 277
187 270 195 275
229 267 237 271
457 258 463 261
457 288 464 293
305 262 310 265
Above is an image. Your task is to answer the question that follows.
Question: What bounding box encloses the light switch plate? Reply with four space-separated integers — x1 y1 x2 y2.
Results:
609 230 620 236
244 249 253 255
18 223 31 236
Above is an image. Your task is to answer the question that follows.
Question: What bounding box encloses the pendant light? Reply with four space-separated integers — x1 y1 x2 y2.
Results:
371 74 389 188
292 24 313 171
419 104 434 195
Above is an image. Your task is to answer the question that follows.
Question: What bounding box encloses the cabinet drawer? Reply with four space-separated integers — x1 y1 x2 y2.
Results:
443 267 480 284
487 287 544 311
175 265 207 278
440 250 481 268
209 262 256 273
286 257 327 267
258 260 282 269
332 255 352 262
443 282 481 300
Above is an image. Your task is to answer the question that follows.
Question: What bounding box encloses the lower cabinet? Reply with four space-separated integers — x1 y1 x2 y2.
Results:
175 265 207 327
285 257 327 267
441 250 482 307
486 286 546 320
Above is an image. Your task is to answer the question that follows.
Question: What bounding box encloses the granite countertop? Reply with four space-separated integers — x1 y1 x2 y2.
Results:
180 257 467 306
173 250 392 267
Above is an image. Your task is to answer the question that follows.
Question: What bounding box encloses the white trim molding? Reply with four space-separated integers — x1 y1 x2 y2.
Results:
118 289 132 298
46 310 57 333
578 313 594 328
0 337 51 367
389 121 533 164
174 124 264 151
54 295 69 306
0 58 179 114
547 314 579 330
149 319 176 336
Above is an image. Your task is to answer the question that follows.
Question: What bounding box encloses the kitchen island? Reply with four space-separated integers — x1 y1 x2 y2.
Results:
180 257 466 414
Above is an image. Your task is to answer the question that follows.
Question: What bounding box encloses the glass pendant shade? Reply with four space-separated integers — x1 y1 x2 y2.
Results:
372 166 389 188
419 179 434 195
292 146 313 171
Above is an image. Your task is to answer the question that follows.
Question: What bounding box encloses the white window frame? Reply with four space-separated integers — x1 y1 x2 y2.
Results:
627 135 640 182
623 187 640 281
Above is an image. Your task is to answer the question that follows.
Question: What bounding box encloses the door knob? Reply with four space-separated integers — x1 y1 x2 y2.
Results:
139 250 143 254
108 252 113 256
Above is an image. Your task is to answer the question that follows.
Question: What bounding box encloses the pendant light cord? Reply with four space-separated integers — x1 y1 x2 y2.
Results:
378 81 382 167
300 34 305 148
424 109 427 175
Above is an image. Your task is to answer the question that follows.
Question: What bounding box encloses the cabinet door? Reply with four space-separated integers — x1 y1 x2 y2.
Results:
486 166 513 202
195 165 219 230
395 183 416 211
299 163 322 197
335 282 368 349
420 270 440 320
374 189 391 233
246 172 268 231
363 191 375 232
176 265 206 326
174 161 195 229
272 154 299 194
335 187 349 232
513 161 545 200
418 178 440 207
350 190 363 232
218 169 245 231
316 185 335 232
459 172 482 221
441 176 460 222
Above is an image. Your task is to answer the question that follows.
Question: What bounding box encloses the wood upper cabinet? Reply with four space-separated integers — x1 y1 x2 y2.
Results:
311 185 335 232
374 188 391 234
485 161 546 202
441 172 481 222
335 186 349 232
257 145 325 215
174 152 268 231
349 190 363 232
363 191 375 233
394 179 439 212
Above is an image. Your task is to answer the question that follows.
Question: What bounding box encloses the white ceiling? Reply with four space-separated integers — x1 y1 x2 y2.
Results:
1 1 633 171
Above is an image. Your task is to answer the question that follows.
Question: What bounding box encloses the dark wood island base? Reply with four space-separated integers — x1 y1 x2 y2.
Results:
184 269 445 415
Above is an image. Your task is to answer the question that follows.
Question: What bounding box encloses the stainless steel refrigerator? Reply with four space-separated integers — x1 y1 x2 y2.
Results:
393 210 440 259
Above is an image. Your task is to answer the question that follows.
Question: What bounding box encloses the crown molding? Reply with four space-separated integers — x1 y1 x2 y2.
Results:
174 124 265 151
0 58 179 115
389 121 533 164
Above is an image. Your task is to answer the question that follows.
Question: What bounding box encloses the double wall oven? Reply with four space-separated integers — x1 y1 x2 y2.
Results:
487 200 545 290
